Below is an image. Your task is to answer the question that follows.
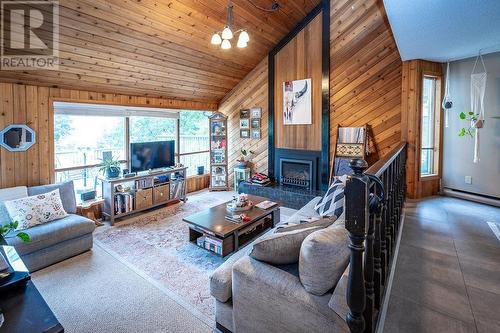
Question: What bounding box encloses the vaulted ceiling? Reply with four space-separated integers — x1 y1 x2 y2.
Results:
0 0 319 103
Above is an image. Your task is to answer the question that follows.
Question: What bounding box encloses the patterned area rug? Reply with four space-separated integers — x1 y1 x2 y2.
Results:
94 190 236 324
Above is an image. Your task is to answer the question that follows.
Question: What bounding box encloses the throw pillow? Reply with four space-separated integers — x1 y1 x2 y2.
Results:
299 221 350 295
249 226 322 265
314 175 348 218
0 186 28 226
275 217 336 233
4 189 68 230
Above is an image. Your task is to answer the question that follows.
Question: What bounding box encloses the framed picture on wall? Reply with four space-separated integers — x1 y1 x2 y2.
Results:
251 119 260 129
250 107 262 119
240 119 250 129
251 130 261 139
240 129 250 138
240 109 250 119
283 78 312 125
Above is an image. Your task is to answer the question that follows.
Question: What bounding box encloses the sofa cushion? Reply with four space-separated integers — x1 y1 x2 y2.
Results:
0 186 28 226
275 216 336 233
285 196 322 225
314 177 345 218
299 221 350 295
250 226 321 265
28 181 77 214
210 228 275 303
4 189 68 230
5 214 96 255
328 265 350 319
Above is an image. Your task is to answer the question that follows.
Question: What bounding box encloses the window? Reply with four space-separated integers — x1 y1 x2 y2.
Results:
54 103 210 194
129 117 177 144
420 76 441 176
55 114 126 195
179 111 210 176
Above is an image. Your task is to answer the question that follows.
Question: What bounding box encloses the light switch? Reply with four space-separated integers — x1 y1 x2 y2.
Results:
465 176 472 184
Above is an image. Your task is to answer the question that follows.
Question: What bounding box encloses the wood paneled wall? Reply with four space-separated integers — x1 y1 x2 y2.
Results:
401 60 443 199
222 0 404 182
330 0 403 166
218 58 269 185
0 83 217 188
274 13 323 151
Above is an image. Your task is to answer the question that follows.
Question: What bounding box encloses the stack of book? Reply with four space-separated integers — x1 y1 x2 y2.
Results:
196 235 223 255
115 193 134 215
247 173 271 186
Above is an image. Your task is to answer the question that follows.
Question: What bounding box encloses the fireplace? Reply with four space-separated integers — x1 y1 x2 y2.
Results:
280 159 313 189
274 148 321 191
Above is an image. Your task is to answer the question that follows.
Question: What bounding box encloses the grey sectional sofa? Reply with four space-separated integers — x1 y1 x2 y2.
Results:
210 197 350 333
0 181 96 272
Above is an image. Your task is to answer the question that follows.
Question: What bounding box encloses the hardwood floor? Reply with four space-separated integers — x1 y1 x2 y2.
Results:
383 196 500 333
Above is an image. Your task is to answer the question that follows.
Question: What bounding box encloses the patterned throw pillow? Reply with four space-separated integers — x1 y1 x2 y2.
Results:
314 175 347 218
4 189 68 230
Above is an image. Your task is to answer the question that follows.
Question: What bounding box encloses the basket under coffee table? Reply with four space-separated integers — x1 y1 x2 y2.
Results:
183 195 280 257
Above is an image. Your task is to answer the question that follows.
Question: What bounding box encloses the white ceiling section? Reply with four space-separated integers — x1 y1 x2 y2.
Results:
383 0 500 62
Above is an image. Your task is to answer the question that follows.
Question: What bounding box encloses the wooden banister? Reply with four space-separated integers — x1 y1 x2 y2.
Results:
344 142 407 333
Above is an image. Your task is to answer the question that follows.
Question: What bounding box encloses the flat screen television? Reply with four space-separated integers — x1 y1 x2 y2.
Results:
130 140 175 173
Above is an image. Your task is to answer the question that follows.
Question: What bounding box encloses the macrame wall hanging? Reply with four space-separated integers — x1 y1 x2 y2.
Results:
442 62 453 128
470 52 487 163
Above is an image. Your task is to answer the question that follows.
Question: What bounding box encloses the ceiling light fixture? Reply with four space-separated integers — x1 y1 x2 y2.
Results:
211 0 279 50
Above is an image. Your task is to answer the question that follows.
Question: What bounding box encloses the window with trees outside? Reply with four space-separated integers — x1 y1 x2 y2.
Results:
54 103 209 195
420 75 441 176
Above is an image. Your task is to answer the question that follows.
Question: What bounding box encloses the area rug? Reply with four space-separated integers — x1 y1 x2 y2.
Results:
93 190 236 325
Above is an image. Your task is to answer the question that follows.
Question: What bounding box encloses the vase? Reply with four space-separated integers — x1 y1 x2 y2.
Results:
236 160 247 168
106 167 120 178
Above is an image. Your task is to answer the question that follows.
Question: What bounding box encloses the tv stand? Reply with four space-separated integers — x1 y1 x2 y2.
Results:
100 167 187 225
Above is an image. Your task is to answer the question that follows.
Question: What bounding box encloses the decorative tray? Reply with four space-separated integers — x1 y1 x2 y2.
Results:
226 203 253 212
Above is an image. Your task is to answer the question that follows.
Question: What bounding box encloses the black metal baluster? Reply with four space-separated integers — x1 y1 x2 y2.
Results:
379 173 387 284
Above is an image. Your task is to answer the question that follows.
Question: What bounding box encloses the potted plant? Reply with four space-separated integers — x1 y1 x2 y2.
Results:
1 220 30 279
236 149 254 168
99 155 121 178
458 111 478 138
0 220 30 243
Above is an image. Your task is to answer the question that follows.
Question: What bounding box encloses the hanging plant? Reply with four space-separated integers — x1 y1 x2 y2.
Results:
458 111 478 138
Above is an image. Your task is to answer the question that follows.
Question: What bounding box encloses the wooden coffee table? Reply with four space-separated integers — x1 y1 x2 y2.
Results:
183 195 280 256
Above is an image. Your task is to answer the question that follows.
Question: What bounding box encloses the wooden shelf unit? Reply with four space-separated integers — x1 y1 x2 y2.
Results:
100 167 187 225
209 113 229 191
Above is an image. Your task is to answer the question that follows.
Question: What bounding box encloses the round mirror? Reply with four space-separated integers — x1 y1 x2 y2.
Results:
0 124 36 152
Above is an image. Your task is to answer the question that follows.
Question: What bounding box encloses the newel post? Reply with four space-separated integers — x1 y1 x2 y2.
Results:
345 159 370 333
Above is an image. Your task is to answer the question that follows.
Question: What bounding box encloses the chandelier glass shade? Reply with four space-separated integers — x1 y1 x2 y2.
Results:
211 1 250 50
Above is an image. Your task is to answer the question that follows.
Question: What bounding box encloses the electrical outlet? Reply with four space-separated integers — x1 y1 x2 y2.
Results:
465 176 472 184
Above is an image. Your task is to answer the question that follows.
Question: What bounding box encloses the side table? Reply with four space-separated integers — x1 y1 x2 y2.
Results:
234 167 251 191
76 198 105 226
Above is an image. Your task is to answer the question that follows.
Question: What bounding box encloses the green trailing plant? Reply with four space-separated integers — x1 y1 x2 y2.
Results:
1 220 30 242
458 111 478 138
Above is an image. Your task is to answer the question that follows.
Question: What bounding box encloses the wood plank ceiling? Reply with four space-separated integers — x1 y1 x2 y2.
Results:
0 0 319 104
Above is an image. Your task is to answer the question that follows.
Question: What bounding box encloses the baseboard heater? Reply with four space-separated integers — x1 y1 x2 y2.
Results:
442 188 500 207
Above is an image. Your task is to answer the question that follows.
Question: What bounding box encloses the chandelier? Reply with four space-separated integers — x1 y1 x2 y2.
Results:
211 0 280 50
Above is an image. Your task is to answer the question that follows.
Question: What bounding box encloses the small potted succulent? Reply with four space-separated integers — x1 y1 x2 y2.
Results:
236 149 254 168
99 155 121 178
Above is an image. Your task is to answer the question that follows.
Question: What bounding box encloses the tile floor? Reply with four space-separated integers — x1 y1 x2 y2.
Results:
383 196 500 333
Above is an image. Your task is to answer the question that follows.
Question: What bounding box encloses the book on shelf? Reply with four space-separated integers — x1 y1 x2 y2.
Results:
196 235 222 255
114 193 134 215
